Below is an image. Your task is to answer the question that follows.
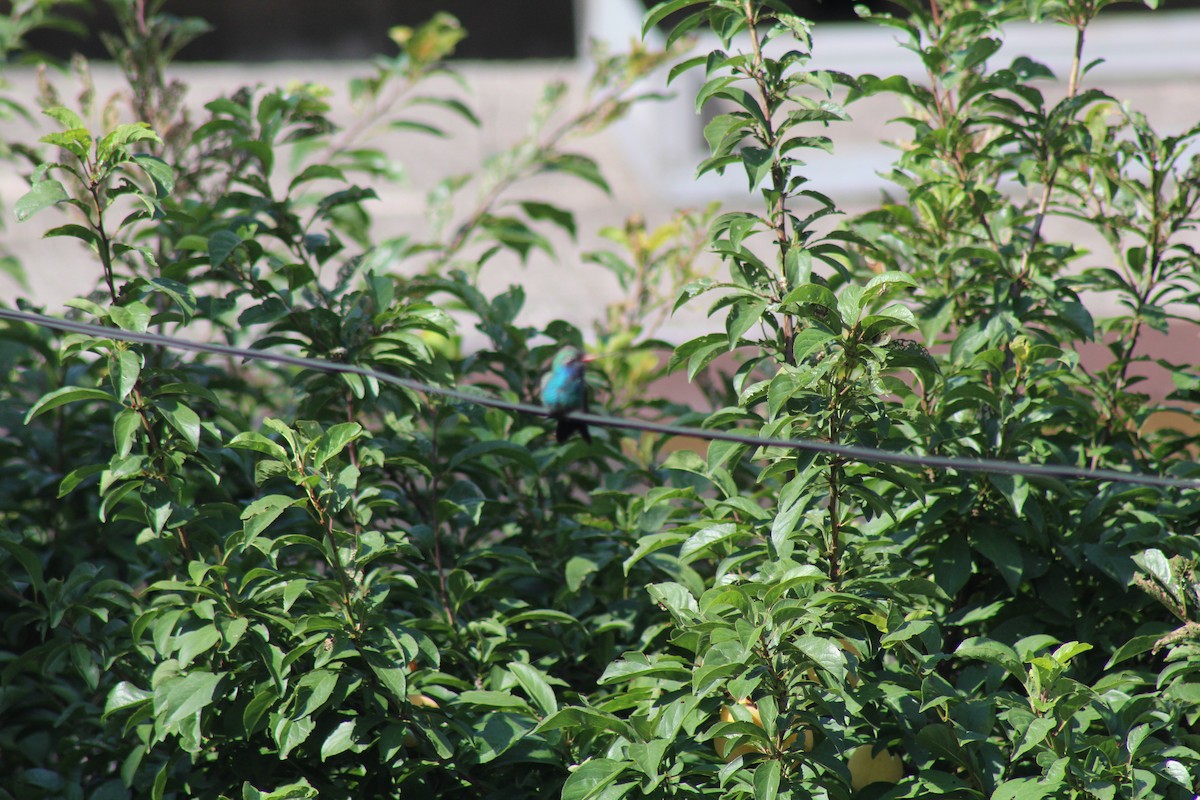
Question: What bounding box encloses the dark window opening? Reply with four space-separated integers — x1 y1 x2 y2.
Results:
19 1 1200 64
20 0 577 62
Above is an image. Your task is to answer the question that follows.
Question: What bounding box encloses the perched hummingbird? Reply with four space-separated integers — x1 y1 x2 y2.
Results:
540 346 595 444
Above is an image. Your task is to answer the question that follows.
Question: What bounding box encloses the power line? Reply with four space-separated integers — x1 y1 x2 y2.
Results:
0 306 1197 489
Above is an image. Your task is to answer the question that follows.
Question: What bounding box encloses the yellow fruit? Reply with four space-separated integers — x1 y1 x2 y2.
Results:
408 693 439 709
847 744 903 790
713 699 814 762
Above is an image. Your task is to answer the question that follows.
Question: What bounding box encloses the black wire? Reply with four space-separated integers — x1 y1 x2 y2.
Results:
1 306 1197 489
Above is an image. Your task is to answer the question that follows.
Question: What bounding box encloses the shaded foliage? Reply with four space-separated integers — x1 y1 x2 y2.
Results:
1 1 1199 799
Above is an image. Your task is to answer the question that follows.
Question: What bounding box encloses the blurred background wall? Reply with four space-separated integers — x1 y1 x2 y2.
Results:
3 0 1198 389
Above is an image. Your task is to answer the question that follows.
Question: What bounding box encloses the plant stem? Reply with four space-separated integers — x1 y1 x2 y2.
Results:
86 177 117 301
1018 25 1085 284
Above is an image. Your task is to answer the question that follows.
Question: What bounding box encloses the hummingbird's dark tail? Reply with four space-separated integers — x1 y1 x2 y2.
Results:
556 417 591 444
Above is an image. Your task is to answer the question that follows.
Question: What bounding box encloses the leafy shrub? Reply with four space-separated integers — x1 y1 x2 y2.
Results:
1 1 1199 799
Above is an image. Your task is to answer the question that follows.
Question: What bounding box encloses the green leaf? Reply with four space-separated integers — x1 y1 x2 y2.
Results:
457 690 531 711
411 95 481 126
781 283 840 322
315 186 378 218
14 179 69 221
42 127 91 156
44 223 100 247
623 531 689 574
157 670 223 727
320 719 357 761
109 302 152 332
504 608 582 628
25 386 113 422
955 637 1023 678
667 54 707 85
792 328 833 362
147 278 198 318
43 105 86 130
176 626 222 668
864 270 918 296
282 579 312 613
541 153 610 194
228 432 289 461
103 681 152 717
295 669 338 717
988 472 1030 517
1050 641 1092 665
668 333 728 381
58 463 106 497
208 230 244 267
536 707 638 741
110 349 142 402
243 778 317 800
446 440 537 473
152 761 169 800
364 649 408 703
273 715 316 759
288 163 346 191
948 600 1007 627
627 739 670 780
598 652 690 684
131 153 175 196
473 712 531 764
646 582 700 622
741 146 774 191
508 661 558 716
704 114 748 156
1105 632 1167 668
562 758 630 800
993 777 1056 800
726 297 767 346
97 122 161 162
520 201 577 238
971 529 1023 593
240 494 301 541
0 537 46 595
1134 548 1173 591
795 636 845 683
566 555 599 592
19 769 65 792
753 760 781 800
680 523 739 563
1012 716 1056 759
770 475 810 559
157 398 201 449
312 422 363 469
643 0 708 37
916 723 962 763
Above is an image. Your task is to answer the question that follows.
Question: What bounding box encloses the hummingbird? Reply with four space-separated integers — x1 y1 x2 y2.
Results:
540 346 596 444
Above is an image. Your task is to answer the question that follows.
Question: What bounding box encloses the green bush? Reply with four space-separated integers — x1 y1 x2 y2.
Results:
1 1 1199 799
